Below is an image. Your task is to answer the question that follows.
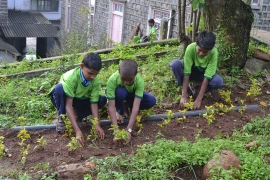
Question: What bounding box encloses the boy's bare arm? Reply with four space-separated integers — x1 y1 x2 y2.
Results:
65 97 85 146
193 78 209 109
108 100 118 127
65 97 80 132
127 97 141 129
182 76 190 98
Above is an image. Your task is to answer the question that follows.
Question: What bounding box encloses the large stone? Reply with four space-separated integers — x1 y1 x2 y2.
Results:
202 150 240 180
244 57 270 73
57 161 95 180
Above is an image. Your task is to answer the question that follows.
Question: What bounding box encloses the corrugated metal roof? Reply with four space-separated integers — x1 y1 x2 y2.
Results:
0 10 58 38
0 36 21 55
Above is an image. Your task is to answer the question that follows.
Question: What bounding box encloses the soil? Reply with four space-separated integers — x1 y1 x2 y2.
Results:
1 83 270 179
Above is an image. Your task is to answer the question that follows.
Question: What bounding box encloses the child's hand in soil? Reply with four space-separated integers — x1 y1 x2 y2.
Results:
75 130 85 147
116 111 124 123
179 96 189 110
193 99 202 110
95 124 105 140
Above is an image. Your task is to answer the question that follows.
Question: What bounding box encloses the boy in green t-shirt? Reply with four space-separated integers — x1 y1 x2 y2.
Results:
142 19 157 42
106 60 156 142
170 30 223 110
50 53 107 146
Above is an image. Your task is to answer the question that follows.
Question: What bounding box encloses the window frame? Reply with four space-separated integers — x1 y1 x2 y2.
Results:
151 8 171 40
31 0 59 12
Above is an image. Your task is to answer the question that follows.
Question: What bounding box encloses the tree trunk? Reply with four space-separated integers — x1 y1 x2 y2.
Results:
204 0 253 68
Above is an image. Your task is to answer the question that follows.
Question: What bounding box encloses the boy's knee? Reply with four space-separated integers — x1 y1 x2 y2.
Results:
116 87 128 99
170 59 182 70
148 95 156 108
54 83 64 93
98 95 107 108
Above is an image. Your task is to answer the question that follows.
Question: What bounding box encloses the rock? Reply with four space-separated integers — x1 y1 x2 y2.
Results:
202 150 240 180
253 48 270 61
196 123 200 128
245 141 260 149
245 57 270 73
237 84 246 90
57 162 95 180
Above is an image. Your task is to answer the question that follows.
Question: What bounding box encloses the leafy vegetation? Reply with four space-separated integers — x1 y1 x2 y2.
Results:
83 115 270 179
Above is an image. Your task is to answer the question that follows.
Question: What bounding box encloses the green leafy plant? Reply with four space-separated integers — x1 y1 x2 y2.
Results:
62 114 74 138
109 124 128 141
158 110 173 128
20 144 31 165
34 136 47 150
0 136 6 158
135 115 143 134
183 96 195 110
203 105 216 124
87 117 99 141
247 79 262 100
218 90 232 104
67 137 82 151
17 128 31 165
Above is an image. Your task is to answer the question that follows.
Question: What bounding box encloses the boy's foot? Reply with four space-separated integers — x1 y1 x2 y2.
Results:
56 119 66 135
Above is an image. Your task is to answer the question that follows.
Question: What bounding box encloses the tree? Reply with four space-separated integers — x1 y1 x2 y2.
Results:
178 0 254 68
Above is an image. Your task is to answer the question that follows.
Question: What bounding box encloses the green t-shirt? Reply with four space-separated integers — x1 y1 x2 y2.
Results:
51 67 100 103
106 71 144 100
149 26 157 41
183 42 218 79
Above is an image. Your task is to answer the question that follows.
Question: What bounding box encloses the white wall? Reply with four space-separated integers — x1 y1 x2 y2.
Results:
7 0 61 20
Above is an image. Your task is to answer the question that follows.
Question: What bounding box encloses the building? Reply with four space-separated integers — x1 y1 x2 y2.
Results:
251 0 270 31
0 0 61 62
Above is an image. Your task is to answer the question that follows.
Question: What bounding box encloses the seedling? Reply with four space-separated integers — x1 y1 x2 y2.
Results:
140 108 154 119
218 90 232 104
247 79 262 100
0 136 6 158
21 144 30 165
67 136 82 151
135 115 143 134
183 96 194 110
158 110 173 128
203 105 216 124
239 99 247 114
109 124 128 141
87 117 99 141
17 128 30 141
34 136 47 150
61 114 74 137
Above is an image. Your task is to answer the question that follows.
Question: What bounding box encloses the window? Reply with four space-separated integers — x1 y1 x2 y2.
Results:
114 3 123 12
31 0 59 12
152 9 171 40
251 0 259 6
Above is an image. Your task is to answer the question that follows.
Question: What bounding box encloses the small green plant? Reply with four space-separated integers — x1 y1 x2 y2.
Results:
238 99 247 114
135 115 143 134
62 114 74 137
18 116 27 126
158 110 173 128
109 124 128 141
203 105 216 124
218 90 232 104
183 96 194 109
177 109 187 123
67 136 82 151
20 144 31 165
34 136 47 150
0 136 6 158
247 79 262 100
17 128 31 141
87 117 99 141
139 108 154 118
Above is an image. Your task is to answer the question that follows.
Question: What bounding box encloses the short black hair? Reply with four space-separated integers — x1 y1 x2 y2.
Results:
148 19 155 24
119 60 138 77
82 53 102 70
196 30 216 50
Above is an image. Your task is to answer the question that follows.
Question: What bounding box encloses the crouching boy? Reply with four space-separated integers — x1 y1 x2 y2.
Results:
50 53 107 146
170 30 223 110
106 60 156 142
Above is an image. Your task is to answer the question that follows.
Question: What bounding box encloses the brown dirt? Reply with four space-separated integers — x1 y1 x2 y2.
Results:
1 83 270 179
